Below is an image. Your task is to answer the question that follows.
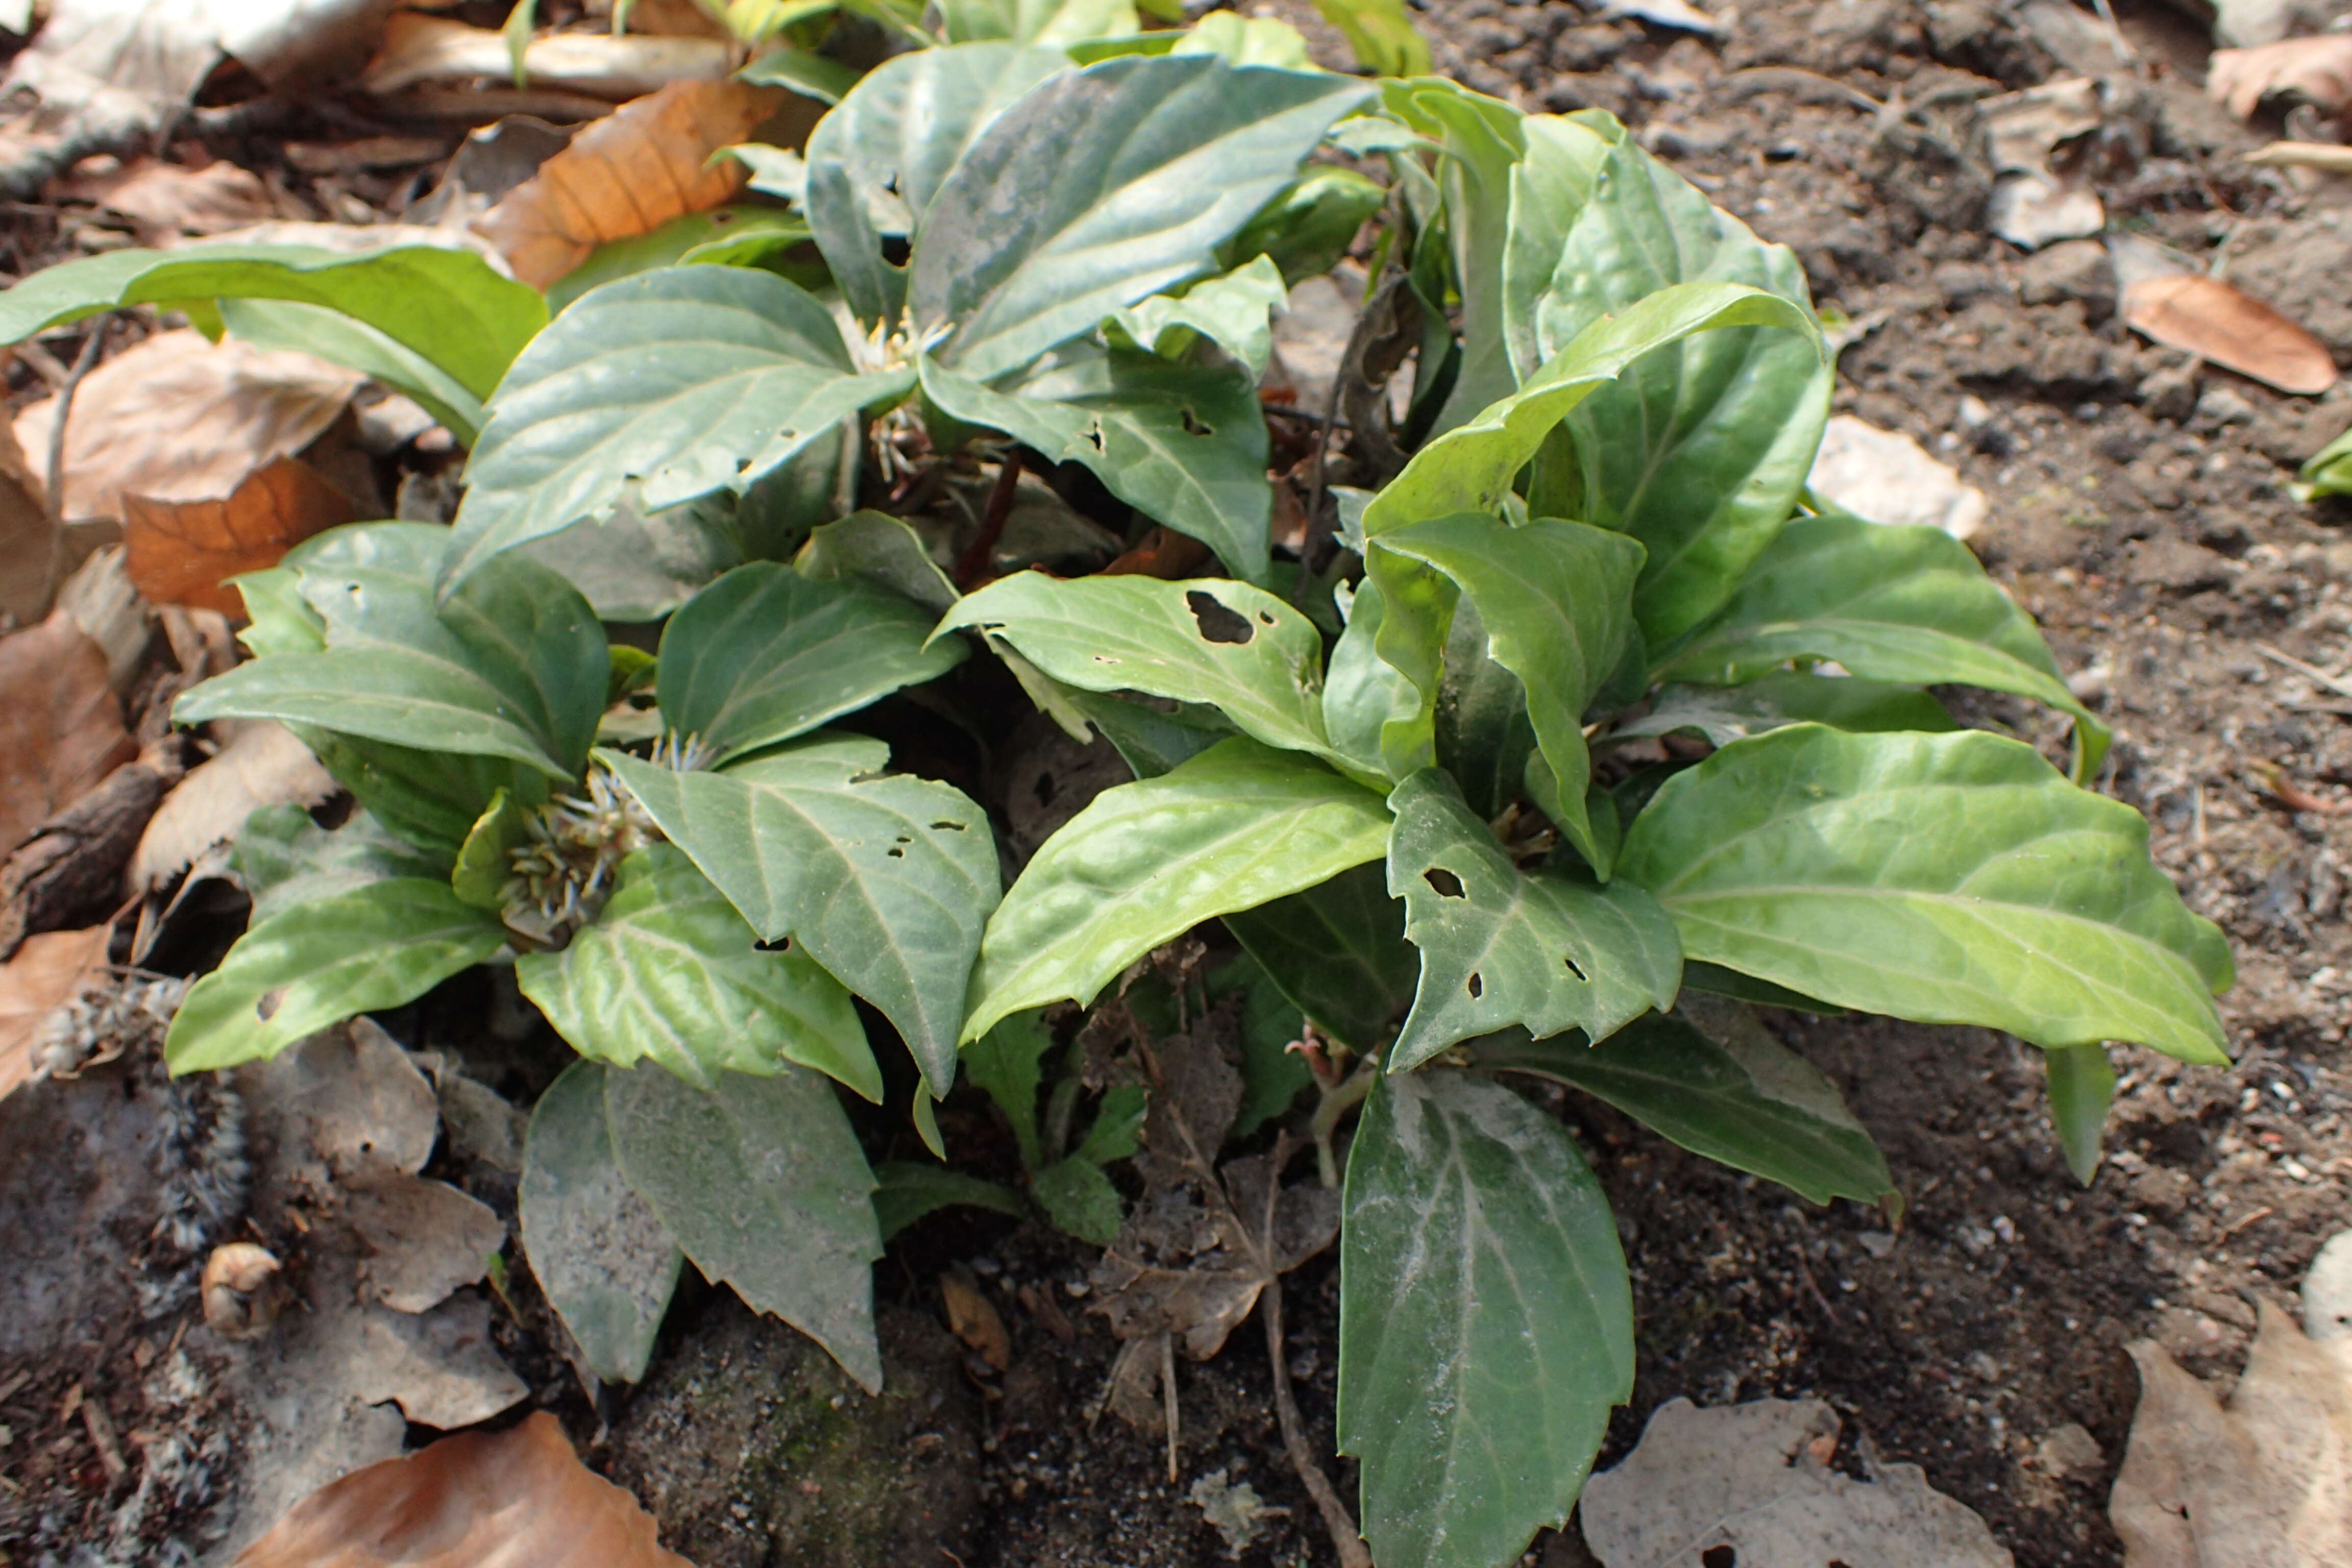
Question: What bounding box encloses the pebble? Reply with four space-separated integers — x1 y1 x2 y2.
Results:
2303 1230 2352 1340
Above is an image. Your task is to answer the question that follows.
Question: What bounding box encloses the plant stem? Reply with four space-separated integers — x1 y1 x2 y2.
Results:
1262 1279 1371 1568
953 451 1023 588
1313 1056 1377 1189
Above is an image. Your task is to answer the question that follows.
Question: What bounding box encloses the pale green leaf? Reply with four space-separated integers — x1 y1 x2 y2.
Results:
449 787 527 910
1340 1068 1631 1568
1106 253 1287 374
2045 1043 2116 1185
604 1059 883 1391
1322 576 1418 779
1175 12 1311 67
217 297 484 445
938 0 1137 45
235 803 449 924
517 845 879 1097
1310 0 1428 76
1499 113 1619 387
1224 165 1386 285
1619 724 2233 1063
1222 860 1416 1054
963 737 1391 1041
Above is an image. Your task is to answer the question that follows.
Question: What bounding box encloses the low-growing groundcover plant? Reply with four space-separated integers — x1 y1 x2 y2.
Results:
11 11 2236 1565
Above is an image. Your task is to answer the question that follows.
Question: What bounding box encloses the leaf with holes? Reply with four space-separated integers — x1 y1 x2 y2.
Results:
235 802 450 924
1606 672 1955 749
1618 724 2232 1063
912 53 1370 380
604 1058 884 1391
444 267 914 594
1339 1067 1632 1568
963 737 1391 1042
602 739 1000 1096
165 879 506 1073
1385 769 1679 1071
654 562 963 766
1656 509 2109 779
1221 861 1417 1056
517 845 879 1097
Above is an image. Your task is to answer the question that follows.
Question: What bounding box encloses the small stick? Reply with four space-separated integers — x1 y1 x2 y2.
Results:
1160 1332 1180 1483
953 451 1022 589
40 324 103 608
1262 1282 1372 1568
2244 141 2352 174
2256 643 2352 703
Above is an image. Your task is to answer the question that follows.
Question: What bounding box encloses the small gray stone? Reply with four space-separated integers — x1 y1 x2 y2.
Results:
2017 238 2115 319
2137 361 2201 424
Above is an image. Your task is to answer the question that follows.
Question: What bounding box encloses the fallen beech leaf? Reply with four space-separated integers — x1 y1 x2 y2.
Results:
941 1270 1012 1371
65 156 278 242
361 12 730 101
0 614 134 855
235 1410 691 1568
14 330 364 524
0 924 110 1102
123 455 359 615
127 721 337 896
2122 274 2339 396
474 79 803 289
2208 35 2352 120
0 414 56 627
2112 1301 2352 1568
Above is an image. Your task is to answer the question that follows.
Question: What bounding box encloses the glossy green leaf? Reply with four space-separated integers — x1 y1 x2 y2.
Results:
1222 861 1417 1055
1322 575 1418 778
604 1059 883 1391
938 0 1136 43
1107 253 1287 375
913 53 1371 380
1386 769 1680 1071
1619 724 2233 1063
1224 165 1386 285
235 802 450 924
1656 510 2110 779
920 345 1274 581
548 207 812 313
1529 132 1832 642
1382 79 1525 433
1175 11 1311 67
602 738 1000 1095
446 267 913 593
872 1161 1028 1238
520 489 746 624
795 510 960 612
1499 113 1619 386
449 787 527 910
1033 1156 1125 1243
2045 1043 2116 1185
217 297 484 445
1469 999 1895 1205
737 47 863 103
519 1061 684 1384
1340 1068 1631 1568
1375 513 1645 877
964 1011 1054 1170
165 879 505 1073
1212 952 1313 1135
1311 0 1428 76
804 41 1072 326
518 845 877 1096
230 567 327 657
0 242 544 400
655 562 963 765
1606 672 1955 748
964 737 1392 1041
1359 280 1819 538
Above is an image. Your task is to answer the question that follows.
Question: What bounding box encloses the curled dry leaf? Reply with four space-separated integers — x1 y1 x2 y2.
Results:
123 454 359 616
941 1269 1013 1372
474 79 803 289
128 721 337 897
2122 274 2338 397
64 156 278 242
361 13 731 102
0 613 134 856
13 330 363 524
2209 35 2352 120
0 924 110 1102
202 1241 287 1340
234 1411 692 1568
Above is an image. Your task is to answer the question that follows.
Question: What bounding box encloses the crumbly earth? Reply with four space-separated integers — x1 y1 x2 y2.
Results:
11 2 2352 1565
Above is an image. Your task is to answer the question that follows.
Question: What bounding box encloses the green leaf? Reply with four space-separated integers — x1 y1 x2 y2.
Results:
1359 280 1820 538
1225 165 1386 285
301 732 546 860
1657 509 2110 779
1433 596 1536 820
2045 1043 2115 1185
1061 686 1234 778
604 1059 884 1391
1607 672 1955 748
0 243 544 401
2296 421 2352 502
938 0 1137 45
235 802 450 924
519 1061 684 1384
964 1011 1052 1170
445 267 913 593
1212 953 1313 1136
872 1160 1028 1239
937 570 1351 771
1678 961 1846 1015
230 567 326 657
1310 0 1428 76
1175 11 1311 67
919 345 1274 582
601 738 1000 1095
737 47 864 104
1033 1156 1125 1243
1619 724 2233 1063
1222 861 1417 1054
547 206 814 313
1469 999 1895 1205
795 510 959 612
217 297 484 445
1076 1081 1149 1161
449 787 528 910
1340 1068 1631 1568
1322 575 1418 778
1499 113 1618 387
1385 769 1680 1071
1106 253 1287 375
165 880 506 1073
655 562 963 764
1529 132 1833 642
913 53 1371 380
964 737 1392 1041
1374 513 1645 878
521 489 746 624
518 845 879 1097
804 41 1071 327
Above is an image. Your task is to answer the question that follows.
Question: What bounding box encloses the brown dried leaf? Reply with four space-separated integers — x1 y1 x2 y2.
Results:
233 1410 687 1568
0 924 110 1103
2208 36 2352 121
346 1174 507 1314
128 721 336 896
242 1017 443 1194
0 741 177 959
473 79 795 289
361 12 730 101
0 614 134 856
0 414 57 628
2122 274 2339 397
13 330 363 524
122 455 358 615
63 156 277 242
941 1270 1012 1371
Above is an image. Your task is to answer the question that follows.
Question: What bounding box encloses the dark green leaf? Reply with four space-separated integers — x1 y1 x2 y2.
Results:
548 207 812 313
1619 724 2232 1062
1033 1156 1125 1244
796 510 960 612
1340 1068 1631 1568
964 1011 1054 1171
604 1060 883 1391
1226 165 1386 285
165 879 506 1073
450 787 527 910
1061 687 1234 778
520 489 746 624
300 731 545 860
1210 952 1312 1136
1076 1082 1149 1161
1221 861 1416 1055
872 1160 1028 1239
235 802 450 924
518 845 878 1096
1678 961 1845 1015
1607 673 1955 749
1433 596 1536 820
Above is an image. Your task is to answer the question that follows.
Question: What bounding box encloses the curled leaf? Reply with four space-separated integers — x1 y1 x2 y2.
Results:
2208 35 2352 120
